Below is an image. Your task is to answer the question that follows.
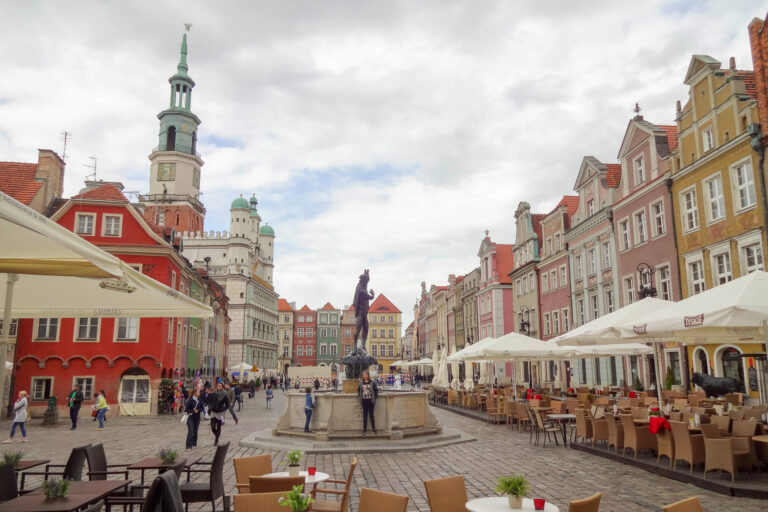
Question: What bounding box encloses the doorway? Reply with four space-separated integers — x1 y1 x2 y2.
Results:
118 367 151 416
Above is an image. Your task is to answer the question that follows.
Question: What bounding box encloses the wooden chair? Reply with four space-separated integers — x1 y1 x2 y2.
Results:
574 408 592 444
486 398 505 425
424 475 467 512
310 456 357 512
249 475 305 494
505 400 519 429
233 455 273 494
669 421 704 473
656 428 674 467
700 423 751 482
604 413 623 454
233 492 284 512
567 492 601 512
357 488 408 512
662 496 702 512
620 414 656 459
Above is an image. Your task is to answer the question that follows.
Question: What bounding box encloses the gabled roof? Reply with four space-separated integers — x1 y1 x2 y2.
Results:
320 302 336 311
605 164 622 188
297 305 314 313
369 294 401 314
278 298 293 312
659 125 678 151
0 162 42 205
553 195 580 217
495 244 515 284
72 184 128 202
684 55 721 85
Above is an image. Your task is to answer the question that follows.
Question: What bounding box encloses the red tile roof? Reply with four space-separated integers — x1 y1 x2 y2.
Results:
369 294 401 313
407 321 414 329
297 305 314 313
495 244 515 284
278 298 293 312
320 302 336 311
72 184 128 202
531 214 545 246
556 195 580 217
0 162 42 205
658 125 678 151
605 164 622 188
435 286 448 292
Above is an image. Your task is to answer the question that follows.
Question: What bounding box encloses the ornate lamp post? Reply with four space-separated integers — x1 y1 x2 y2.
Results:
519 305 531 336
637 263 657 299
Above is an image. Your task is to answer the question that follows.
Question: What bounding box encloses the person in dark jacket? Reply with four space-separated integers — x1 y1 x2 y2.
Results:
66 384 84 430
184 388 202 450
358 370 379 435
208 382 229 445
234 384 243 411
314 378 320 391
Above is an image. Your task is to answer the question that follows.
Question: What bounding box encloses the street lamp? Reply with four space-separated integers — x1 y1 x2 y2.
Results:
519 305 531 335
637 263 657 299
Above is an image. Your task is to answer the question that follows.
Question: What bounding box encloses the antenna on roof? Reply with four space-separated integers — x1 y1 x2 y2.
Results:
61 131 71 162
84 156 97 181
124 190 140 201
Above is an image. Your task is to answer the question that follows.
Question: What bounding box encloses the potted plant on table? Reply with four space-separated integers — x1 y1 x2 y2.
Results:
1 450 23 467
42 478 71 500
279 484 313 512
157 448 178 465
284 450 303 477
495 474 530 509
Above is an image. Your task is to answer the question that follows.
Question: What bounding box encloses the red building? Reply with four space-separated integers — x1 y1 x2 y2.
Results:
293 305 316 366
12 182 228 416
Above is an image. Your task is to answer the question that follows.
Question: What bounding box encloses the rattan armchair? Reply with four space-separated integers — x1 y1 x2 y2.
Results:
662 496 702 512
669 421 704 473
604 413 623 454
309 456 357 512
486 398 505 425
574 408 592 444
424 475 467 512
731 420 760 469
233 455 273 494
534 409 561 447
249 475 305 494
567 492 601 512
710 415 730 435
357 488 408 512
620 414 656 459
516 402 531 432
233 491 284 512
700 423 751 482
589 414 608 448
656 428 674 467
505 401 519 430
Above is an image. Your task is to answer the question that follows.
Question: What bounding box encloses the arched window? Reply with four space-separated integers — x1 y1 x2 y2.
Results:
695 348 709 375
191 131 197 154
720 347 745 392
176 213 180 226
166 126 176 151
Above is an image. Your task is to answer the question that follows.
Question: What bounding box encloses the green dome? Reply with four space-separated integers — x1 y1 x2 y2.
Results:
231 196 250 209
259 224 275 236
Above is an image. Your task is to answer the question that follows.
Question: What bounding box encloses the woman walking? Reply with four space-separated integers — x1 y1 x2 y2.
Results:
184 388 202 451
4 391 29 443
208 382 229 445
358 370 379 435
265 385 274 409
95 390 108 431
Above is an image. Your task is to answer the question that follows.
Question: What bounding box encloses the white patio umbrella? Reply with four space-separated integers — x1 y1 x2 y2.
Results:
228 362 253 372
447 337 495 362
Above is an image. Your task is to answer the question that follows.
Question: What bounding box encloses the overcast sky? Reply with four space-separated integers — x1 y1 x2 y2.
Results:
1 1 765 328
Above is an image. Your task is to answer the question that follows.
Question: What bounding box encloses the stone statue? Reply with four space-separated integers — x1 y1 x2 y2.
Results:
341 270 378 379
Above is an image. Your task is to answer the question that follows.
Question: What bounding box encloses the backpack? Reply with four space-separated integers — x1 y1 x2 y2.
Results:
211 392 228 413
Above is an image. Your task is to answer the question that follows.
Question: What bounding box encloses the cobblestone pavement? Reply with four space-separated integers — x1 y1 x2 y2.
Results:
3 390 766 511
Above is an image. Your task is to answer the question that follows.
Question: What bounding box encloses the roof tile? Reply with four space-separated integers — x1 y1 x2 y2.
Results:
495 244 515 284
658 125 678 151
605 164 622 188
278 298 293 312
369 294 401 313
72 184 128 202
0 162 42 205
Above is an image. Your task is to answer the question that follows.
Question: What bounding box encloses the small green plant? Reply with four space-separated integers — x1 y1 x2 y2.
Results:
255 377 262 389
633 375 643 391
495 474 530 498
285 449 302 467
157 448 178 465
1 450 23 467
278 484 313 512
665 367 675 391
42 478 71 499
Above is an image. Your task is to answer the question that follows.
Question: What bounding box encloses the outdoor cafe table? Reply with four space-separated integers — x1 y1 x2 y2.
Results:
0 479 131 512
263 470 330 487
127 455 201 485
14 460 50 472
546 413 576 445
753 435 768 463
465 497 559 511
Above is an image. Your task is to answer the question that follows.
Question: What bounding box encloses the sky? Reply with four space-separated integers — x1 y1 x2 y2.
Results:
1 1 765 328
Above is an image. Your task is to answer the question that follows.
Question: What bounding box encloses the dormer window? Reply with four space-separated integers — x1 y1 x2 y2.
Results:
75 213 95 235
103 215 122 237
634 156 645 184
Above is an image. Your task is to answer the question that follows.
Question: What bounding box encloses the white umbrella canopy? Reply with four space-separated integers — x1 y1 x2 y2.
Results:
447 337 495 362
617 271 768 344
553 297 671 346
462 332 570 361
228 362 253 372
435 345 450 388
564 343 654 358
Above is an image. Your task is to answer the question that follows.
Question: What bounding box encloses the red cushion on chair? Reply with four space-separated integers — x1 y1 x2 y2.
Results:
534 394 541 400
649 416 670 434
629 392 637 398
526 393 532 400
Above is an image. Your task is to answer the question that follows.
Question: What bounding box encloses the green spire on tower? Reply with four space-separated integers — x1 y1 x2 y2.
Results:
177 33 189 77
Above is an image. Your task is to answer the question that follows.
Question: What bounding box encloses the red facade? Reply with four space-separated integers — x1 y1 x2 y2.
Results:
293 305 316 366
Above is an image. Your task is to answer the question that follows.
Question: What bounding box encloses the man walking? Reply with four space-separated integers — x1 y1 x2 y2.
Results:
66 384 84 430
224 383 238 425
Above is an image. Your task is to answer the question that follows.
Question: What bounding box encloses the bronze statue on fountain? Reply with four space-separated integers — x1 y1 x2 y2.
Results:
341 270 378 380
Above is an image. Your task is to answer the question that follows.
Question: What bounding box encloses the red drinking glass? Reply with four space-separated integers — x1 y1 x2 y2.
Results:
308 467 316 476
533 498 546 510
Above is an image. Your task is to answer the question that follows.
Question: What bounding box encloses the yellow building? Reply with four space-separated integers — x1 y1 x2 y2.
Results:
366 294 402 371
671 55 765 399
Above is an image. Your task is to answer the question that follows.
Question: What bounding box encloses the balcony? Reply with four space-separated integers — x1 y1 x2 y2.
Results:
152 143 202 158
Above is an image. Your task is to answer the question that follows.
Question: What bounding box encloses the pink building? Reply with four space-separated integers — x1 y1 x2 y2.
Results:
476 232 516 340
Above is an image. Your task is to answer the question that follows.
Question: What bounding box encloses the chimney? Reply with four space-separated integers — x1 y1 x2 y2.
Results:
35 149 66 207
729 56 736 71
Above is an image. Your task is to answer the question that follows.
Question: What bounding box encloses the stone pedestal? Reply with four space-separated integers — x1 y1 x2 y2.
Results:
43 410 58 426
342 379 359 394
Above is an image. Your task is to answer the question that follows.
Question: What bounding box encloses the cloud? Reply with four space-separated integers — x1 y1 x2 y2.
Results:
0 0 765 329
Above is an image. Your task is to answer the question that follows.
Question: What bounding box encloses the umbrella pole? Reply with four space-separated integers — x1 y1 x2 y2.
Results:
0 273 18 417
654 343 665 401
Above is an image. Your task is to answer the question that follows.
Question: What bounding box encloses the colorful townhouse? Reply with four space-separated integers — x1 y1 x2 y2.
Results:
277 299 294 373
539 195 578 388
367 294 402 370
476 232 516 341
613 112 683 388
670 55 763 399
461 267 480 347
448 274 465 357
293 306 316 367
316 303 341 368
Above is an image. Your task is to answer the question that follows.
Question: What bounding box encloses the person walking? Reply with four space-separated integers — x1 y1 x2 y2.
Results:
358 370 379 435
184 389 202 451
66 384 84 430
224 383 238 424
234 384 243 411
208 382 229 445
303 387 315 432
265 385 274 409
313 378 320 391
4 391 29 443
95 390 109 431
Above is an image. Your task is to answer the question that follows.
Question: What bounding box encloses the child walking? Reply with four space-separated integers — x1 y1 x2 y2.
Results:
265 385 274 409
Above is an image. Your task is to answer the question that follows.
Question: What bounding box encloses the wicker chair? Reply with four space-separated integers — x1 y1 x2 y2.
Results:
424 475 467 512
505 401 519 430
233 455 273 494
180 441 229 512
620 414 656 459
700 423 751 482
662 496 702 512
574 408 592 444
486 398 505 425
727 420 760 470
310 456 357 512
249 476 305 494
669 421 704 473
534 410 561 447
0 464 17 503
567 492 601 512
233 492 284 512
710 415 730 435
631 407 649 420
656 428 674 467
357 488 408 512
604 413 624 454
140 471 185 512
589 414 608 448
516 402 531 432
20 443 90 491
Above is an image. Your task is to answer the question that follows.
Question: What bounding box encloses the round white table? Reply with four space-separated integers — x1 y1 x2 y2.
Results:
465 497 559 512
263 470 330 485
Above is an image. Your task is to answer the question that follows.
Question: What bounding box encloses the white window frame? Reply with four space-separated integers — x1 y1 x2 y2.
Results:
602 241 611 269
736 233 764 275
704 173 725 224
587 249 597 276
115 317 139 342
685 254 706 296
650 199 666 238
31 377 54 401
34 318 59 342
297 345 304 357
544 313 551 336
605 289 615 313
587 200 595 216
75 317 100 342
306 345 313 356
657 263 673 301
552 311 560 334
703 128 714 152
574 255 583 281
75 213 96 236
562 309 570 331
516 279 522 296
0 319 18 338
634 155 645 185
73 376 95 400
541 274 548 293
731 158 757 212
680 186 699 233
320 344 327 356
560 266 567 287
102 214 123 237
623 276 635 305
619 218 631 251
528 273 535 291
633 208 648 245
389 328 394 338
710 245 732 286
576 297 585 326
589 294 599 321
550 270 557 290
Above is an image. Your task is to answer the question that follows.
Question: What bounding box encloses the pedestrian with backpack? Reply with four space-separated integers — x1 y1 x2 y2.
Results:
209 382 229 445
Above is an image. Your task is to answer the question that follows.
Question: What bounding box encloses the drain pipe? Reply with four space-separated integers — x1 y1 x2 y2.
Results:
749 126 768 355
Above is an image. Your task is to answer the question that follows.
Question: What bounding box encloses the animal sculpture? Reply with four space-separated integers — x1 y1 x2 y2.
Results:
690 372 739 397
